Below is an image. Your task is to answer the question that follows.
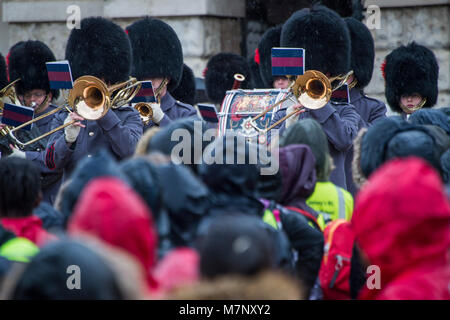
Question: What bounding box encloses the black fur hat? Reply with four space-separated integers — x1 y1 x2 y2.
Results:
248 53 265 89
65 17 131 85
126 17 183 92
205 53 252 105
383 42 439 114
0 53 7 90
344 17 375 89
258 25 282 88
8 40 59 99
320 0 364 21
281 5 351 77
171 64 196 106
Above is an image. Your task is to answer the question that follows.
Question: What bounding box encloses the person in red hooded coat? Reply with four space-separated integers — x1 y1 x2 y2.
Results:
68 177 159 291
352 157 450 300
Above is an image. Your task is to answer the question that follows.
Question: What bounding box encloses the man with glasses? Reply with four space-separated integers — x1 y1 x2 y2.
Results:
1 40 63 205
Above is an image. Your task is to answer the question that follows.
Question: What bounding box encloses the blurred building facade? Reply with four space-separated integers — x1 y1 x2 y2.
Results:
1 0 449 112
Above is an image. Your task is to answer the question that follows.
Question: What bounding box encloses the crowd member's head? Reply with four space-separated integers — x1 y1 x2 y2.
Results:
352 158 450 300
277 144 317 209
281 5 351 79
0 158 41 218
409 108 450 135
353 117 450 188
126 17 183 95
344 17 375 90
66 16 131 85
204 53 252 105
147 117 212 173
171 64 197 106
68 177 158 290
151 161 210 256
11 240 124 300
119 157 162 220
258 25 289 89
197 214 276 279
281 118 332 181
56 149 129 224
383 42 439 115
8 40 59 109
167 271 304 300
198 134 264 217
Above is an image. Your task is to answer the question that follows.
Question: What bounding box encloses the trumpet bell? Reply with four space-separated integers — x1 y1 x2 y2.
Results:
68 76 110 120
292 70 331 110
134 102 153 125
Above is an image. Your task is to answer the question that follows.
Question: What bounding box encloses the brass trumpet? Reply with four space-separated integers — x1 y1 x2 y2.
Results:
133 78 168 125
8 76 142 147
251 70 353 132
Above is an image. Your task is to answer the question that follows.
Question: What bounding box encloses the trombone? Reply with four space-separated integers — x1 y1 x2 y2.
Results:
7 76 142 148
251 70 353 133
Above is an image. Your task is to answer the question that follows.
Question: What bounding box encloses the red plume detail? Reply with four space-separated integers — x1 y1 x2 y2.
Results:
381 59 387 79
202 67 208 78
5 51 11 82
254 48 260 65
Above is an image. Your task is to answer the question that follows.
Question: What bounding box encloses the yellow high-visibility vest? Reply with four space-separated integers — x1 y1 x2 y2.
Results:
306 181 354 231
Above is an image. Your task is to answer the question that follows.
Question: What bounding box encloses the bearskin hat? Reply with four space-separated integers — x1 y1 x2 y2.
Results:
126 17 183 92
344 17 375 89
383 42 439 114
8 40 59 99
65 17 131 85
204 53 252 105
248 53 265 89
0 53 7 90
281 5 351 77
320 0 364 21
258 25 282 88
171 64 196 106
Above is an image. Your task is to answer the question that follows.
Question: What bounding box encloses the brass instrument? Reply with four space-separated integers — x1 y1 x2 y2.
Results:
250 70 354 133
8 76 141 147
0 79 22 146
133 77 169 125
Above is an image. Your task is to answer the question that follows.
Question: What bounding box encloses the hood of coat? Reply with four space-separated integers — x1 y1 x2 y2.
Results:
352 158 450 288
278 144 317 206
68 177 158 288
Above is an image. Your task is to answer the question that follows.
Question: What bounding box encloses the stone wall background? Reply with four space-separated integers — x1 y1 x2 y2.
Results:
1 0 449 113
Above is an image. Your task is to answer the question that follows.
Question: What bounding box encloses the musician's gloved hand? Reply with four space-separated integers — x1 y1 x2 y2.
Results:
64 112 85 143
8 144 25 159
149 103 165 124
285 104 302 129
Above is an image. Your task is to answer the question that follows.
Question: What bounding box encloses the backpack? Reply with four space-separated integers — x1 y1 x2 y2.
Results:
261 199 321 231
319 219 356 300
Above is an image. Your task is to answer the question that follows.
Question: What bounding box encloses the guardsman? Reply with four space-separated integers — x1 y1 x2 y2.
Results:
2 41 63 204
45 17 143 181
269 5 361 190
126 17 198 129
383 42 439 119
